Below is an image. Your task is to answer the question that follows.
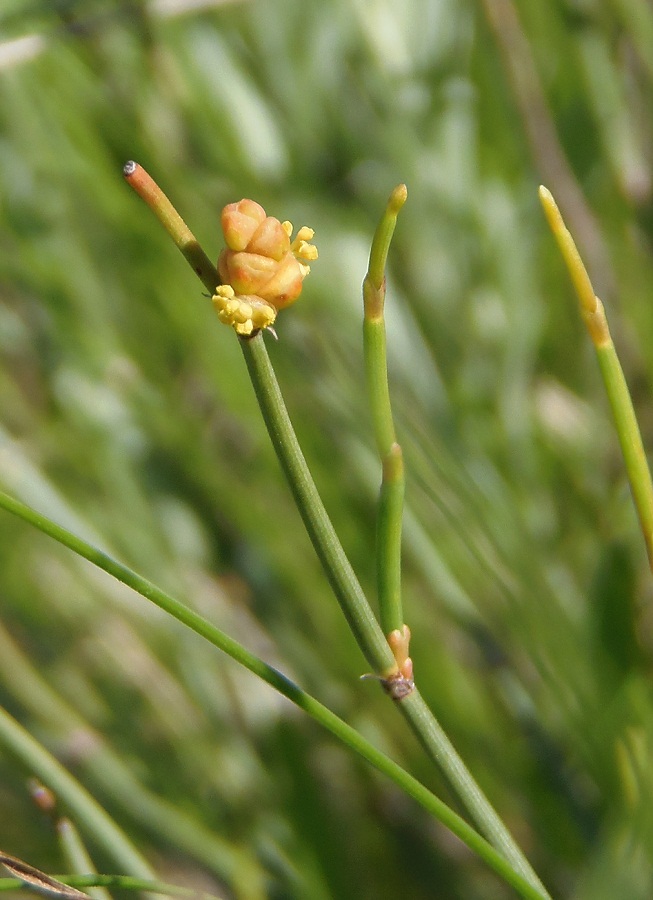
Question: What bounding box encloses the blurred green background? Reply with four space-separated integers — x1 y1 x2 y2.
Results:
1 0 653 897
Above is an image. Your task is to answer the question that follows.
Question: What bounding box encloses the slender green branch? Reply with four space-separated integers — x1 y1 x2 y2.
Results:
0 489 547 898
363 186 548 896
540 185 653 570
595 344 653 553
375 443 405 637
366 184 408 294
363 184 407 640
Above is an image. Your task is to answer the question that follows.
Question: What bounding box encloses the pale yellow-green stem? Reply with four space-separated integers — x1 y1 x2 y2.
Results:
539 185 653 571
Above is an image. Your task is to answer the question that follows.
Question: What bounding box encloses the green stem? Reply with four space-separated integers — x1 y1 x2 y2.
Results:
363 187 545 894
0 488 547 899
540 185 653 570
376 442 405 635
362 300 396 453
596 342 653 566
239 334 397 676
398 691 551 896
363 185 408 636
366 184 408 292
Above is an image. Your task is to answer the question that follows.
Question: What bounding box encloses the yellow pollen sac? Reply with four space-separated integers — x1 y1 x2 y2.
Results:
281 221 318 261
212 285 277 336
291 227 318 261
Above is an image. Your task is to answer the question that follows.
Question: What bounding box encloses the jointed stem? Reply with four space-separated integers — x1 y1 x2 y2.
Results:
540 185 653 571
363 185 409 668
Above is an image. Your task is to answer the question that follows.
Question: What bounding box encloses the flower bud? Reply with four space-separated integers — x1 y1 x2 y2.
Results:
221 199 267 251
213 198 317 335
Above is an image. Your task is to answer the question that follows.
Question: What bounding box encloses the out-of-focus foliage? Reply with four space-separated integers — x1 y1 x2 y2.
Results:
1 0 653 897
